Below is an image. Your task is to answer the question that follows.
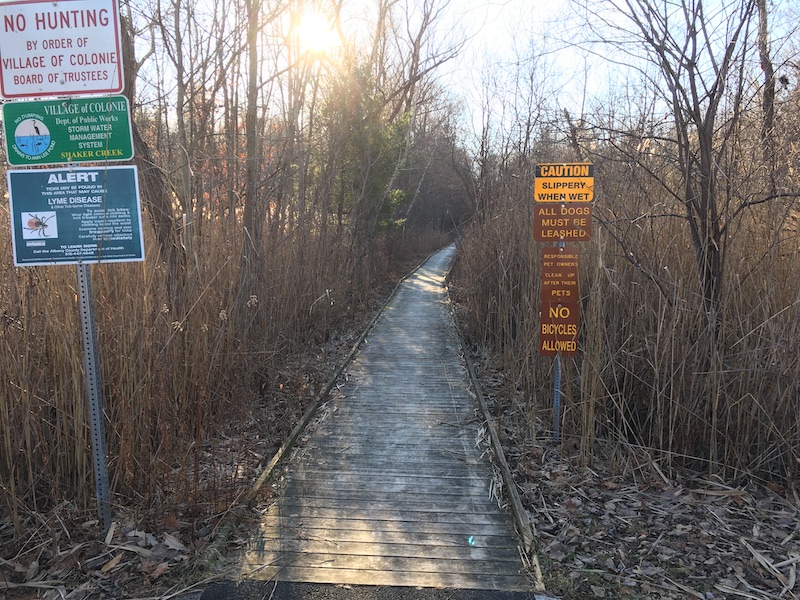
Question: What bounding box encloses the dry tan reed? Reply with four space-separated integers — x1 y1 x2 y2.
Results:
453 150 800 485
0 181 449 530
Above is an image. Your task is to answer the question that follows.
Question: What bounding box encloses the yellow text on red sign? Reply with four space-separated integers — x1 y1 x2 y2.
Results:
534 204 592 241
539 301 579 357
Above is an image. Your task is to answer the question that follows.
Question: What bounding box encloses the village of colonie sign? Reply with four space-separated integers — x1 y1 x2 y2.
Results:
2 96 134 165
0 0 124 99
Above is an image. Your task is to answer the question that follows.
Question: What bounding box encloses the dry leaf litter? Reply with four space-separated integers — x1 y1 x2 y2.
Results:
469 345 800 600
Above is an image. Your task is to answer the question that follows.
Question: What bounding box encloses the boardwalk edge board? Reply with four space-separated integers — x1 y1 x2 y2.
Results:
449 299 546 592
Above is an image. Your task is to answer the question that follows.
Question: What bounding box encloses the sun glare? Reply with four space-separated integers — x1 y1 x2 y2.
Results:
297 10 340 55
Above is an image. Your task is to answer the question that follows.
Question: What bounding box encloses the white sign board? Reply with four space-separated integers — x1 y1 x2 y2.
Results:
0 0 124 99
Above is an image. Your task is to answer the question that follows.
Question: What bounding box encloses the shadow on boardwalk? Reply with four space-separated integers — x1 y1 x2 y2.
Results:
234 245 534 592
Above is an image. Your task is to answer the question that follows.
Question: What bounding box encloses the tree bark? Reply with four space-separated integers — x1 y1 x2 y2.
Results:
757 0 776 194
238 0 262 316
121 17 186 313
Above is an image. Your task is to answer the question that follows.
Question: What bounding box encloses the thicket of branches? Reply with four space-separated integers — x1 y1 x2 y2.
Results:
0 0 472 526
454 0 800 482
4 0 799 539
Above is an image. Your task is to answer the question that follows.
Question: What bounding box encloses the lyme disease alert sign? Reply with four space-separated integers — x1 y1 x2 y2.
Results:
7 166 144 266
0 0 124 98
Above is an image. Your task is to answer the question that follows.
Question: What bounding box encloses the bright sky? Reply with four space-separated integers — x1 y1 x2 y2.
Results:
437 0 590 142
327 0 585 143
440 0 800 144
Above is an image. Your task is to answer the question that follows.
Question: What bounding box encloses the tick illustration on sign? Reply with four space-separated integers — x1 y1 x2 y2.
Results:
24 214 54 237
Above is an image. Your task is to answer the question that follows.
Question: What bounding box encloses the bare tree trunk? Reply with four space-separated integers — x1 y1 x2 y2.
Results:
238 0 262 316
757 0 776 194
171 0 193 216
600 0 755 334
121 17 186 313
563 109 584 161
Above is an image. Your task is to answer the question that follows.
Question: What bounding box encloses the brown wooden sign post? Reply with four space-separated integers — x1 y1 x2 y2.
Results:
534 163 594 441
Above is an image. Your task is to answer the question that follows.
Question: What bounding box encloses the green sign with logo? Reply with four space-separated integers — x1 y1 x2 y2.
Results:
2 96 134 166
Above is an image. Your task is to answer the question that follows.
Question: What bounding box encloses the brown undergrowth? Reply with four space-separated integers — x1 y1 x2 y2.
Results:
464 342 800 600
0 246 438 600
0 312 369 600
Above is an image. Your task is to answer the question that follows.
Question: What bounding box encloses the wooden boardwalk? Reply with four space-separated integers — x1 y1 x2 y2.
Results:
239 246 534 592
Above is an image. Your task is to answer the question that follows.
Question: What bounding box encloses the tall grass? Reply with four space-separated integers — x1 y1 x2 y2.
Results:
452 154 800 483
0 185 448 529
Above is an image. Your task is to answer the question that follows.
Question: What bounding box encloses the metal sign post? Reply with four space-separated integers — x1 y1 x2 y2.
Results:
553 354 561 442
76 263 111 532
552 240 565 442
1 0 133 535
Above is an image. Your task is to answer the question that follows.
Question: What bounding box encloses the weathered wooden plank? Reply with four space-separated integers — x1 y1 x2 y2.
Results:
285 467 480 482
262 506 508 533
300 435 476 449
287 459 493 480
291 462 485 474
250 531 518 558
248 528 518 549
297 442 482 459
290 458 481 473
243 539 521 562
306 420 475 431
280 481 494 500
277 479 494 497
275 496 501 515
285 470 479 482
253 513 509 539
264 497 508 523
242 566 532 592
240 552 524 580
274 483 496 502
